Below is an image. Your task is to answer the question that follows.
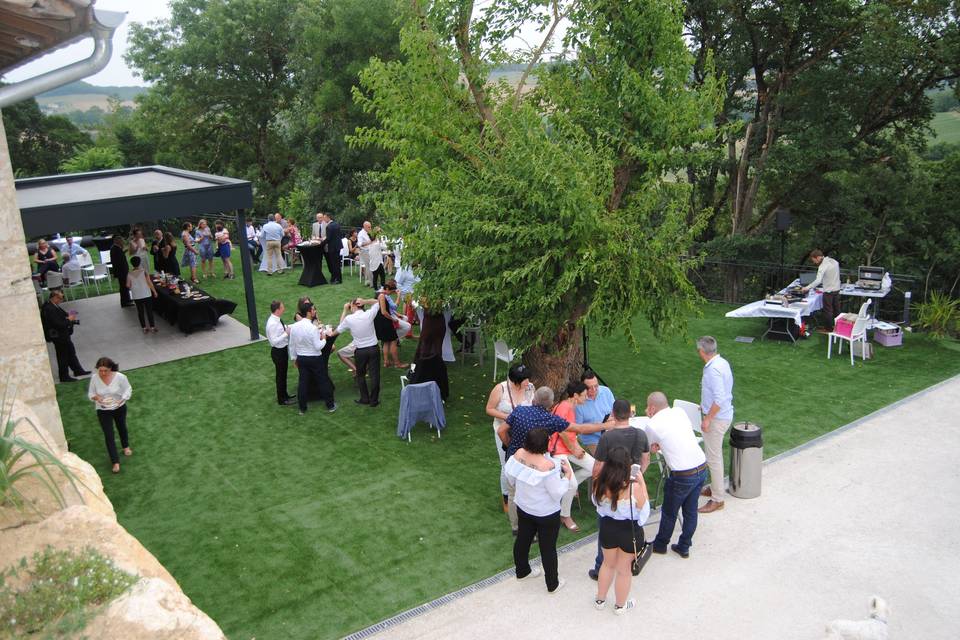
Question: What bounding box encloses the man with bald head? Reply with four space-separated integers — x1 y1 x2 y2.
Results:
645 391 708 559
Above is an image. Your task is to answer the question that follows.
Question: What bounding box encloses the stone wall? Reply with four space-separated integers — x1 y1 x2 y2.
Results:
0 113 66 448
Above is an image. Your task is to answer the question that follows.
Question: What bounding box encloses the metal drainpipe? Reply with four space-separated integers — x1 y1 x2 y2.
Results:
0 10 125 109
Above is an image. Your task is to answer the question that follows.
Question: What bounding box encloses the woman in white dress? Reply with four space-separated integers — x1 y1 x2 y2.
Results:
87 357 133 474
485 363 535 531
128 228 151 274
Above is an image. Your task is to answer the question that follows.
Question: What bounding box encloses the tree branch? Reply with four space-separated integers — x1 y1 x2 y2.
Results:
512 0 565 108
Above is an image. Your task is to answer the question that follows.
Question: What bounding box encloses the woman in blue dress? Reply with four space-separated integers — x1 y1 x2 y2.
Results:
196 219 215 279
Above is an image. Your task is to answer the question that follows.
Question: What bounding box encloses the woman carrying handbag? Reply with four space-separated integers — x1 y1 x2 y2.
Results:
592 446 651 614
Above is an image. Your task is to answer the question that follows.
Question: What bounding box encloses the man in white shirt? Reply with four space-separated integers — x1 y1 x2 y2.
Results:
801 249 841 332
357 221 376 286
311 212 326 240
645 391 708 559
335 297 381 406
61 236 89 268
261 216 285 274
697 335 734 514
265 300 295 406
245 218 262 263
289 300 336 414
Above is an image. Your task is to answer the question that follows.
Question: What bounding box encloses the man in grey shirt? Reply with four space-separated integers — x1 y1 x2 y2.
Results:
802 248 841 332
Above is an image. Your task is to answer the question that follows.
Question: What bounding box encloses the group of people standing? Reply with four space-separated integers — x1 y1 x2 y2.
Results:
491 336 735 614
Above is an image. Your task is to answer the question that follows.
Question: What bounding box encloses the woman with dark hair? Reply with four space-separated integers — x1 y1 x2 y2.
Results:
374 280 406 369
550 381 595 532
161 232 180 276
504 428 572 593
592 446 650 614
87 357 133 474
215 221 235 279
126 256 158 333
485 363 535 523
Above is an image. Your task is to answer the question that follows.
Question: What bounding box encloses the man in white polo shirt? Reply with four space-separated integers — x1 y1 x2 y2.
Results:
335 297 381 406
289 301 336 415
645 391 708 559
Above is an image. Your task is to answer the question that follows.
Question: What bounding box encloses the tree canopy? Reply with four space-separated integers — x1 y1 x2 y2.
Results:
352 0 723 386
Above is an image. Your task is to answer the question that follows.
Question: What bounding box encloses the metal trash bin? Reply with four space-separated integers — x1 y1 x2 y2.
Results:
728 422 763 499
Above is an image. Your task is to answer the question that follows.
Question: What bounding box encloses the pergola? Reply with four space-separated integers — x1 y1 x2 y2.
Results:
15 165 260 339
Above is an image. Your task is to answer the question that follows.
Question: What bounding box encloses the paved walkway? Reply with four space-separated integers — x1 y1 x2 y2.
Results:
358 375 960 639
47 292 259 376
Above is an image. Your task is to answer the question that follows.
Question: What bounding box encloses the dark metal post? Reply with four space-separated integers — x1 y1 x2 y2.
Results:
235 208 259 340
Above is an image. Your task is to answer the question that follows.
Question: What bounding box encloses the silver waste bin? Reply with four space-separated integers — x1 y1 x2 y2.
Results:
728 422 762 499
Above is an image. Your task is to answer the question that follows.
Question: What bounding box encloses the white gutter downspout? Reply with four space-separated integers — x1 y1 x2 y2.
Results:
0 10 126 109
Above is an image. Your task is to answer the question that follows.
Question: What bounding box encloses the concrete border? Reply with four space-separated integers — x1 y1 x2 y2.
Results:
344 373 960 640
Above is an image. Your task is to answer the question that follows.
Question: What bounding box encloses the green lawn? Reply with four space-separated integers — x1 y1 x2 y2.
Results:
930 110 960 144
53 263 960 639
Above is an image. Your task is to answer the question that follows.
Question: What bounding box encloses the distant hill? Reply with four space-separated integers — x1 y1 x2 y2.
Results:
38 80 146 101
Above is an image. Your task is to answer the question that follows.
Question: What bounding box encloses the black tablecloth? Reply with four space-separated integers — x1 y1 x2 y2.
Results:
297 243 328 287
92 236 114 252
151 279 237 333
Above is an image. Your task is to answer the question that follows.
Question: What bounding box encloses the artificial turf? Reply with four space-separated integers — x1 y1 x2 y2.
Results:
53 263 960 639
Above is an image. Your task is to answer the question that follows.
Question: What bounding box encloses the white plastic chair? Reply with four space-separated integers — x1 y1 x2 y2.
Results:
44 271 64 293
62 264 87 299
85 263 111 295
492 340 515 380
99 249 113 275
340 238 355 274
78 252 94 274
828 300 872 366
673 399 704 442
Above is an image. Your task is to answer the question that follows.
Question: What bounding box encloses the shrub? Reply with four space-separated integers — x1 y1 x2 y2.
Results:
915 291 959 338
0 546 136 637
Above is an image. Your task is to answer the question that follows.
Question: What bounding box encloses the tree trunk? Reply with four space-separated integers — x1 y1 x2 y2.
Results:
724 263 744 304
522 326 584 395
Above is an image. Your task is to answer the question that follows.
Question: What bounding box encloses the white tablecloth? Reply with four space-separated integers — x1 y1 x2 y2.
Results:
726 290 823 327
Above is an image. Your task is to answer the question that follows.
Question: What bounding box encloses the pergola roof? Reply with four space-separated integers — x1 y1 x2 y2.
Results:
16 165 254 237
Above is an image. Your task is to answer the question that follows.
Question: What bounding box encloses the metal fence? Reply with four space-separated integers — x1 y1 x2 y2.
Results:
689 257 920 324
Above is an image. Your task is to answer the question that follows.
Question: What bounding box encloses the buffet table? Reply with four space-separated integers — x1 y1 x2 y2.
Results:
151 277 237 334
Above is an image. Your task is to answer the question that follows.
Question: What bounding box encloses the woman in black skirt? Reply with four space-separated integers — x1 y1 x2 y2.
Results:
592 447 650 615
373 280 406 369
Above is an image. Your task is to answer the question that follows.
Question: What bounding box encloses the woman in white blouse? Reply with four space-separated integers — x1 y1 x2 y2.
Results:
504 428 572 594
87 357 133 474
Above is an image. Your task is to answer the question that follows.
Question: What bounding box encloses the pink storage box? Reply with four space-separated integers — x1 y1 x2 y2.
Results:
834 316 856 338
875 327 903 347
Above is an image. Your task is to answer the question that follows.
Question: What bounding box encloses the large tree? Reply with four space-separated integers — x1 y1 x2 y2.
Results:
352 0 722 388
286 0 402 226
126 0 299 211
683 0 960 300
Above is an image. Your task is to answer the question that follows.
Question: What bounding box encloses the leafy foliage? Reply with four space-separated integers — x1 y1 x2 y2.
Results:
126 0 300 211
0 546 135 637
59 146 124 174
0 386 85 513
352 0 722 383
2 98 91 177
916 291 960 338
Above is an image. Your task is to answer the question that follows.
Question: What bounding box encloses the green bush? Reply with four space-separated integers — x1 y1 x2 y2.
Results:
915 291 960 338
0 546 136 637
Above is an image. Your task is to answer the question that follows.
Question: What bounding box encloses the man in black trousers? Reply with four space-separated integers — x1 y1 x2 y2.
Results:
41 289 90 382
322 212 343 284
265 300 295 405
109 235 132 307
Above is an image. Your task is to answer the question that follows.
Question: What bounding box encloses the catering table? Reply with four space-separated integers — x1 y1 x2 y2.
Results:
726 285 823 343
150 277 237 334
296 241 328 287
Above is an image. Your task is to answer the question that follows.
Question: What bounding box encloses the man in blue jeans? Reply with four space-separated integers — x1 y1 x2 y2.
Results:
644 391 708 558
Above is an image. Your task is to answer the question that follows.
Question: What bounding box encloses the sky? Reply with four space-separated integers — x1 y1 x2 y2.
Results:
2 0 172 87
1 0 566 88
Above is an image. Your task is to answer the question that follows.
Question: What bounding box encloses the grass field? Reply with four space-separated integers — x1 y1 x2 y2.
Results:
52 262 960 639
930 110 960 144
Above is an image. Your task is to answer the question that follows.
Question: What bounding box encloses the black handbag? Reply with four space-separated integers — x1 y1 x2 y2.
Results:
629 483 652 576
